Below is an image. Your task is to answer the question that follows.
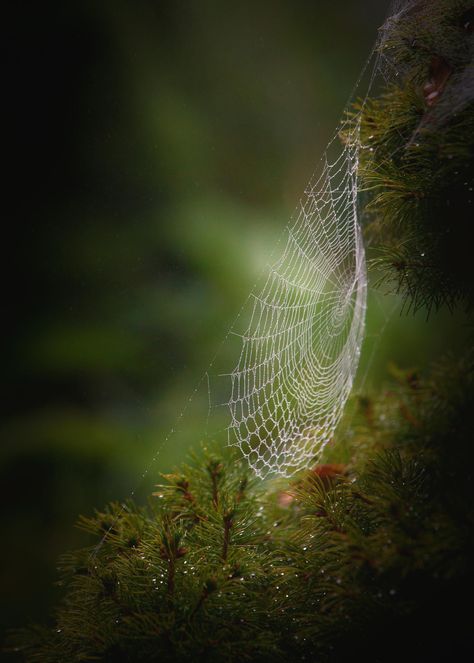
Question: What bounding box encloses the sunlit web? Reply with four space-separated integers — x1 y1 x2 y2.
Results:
227 129 366 477
225 0 428 478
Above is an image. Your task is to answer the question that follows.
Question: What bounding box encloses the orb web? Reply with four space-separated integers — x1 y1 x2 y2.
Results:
227 112 367 478
224 0 423 478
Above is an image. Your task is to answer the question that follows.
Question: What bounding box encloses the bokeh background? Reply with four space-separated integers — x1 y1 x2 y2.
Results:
3 0 470 647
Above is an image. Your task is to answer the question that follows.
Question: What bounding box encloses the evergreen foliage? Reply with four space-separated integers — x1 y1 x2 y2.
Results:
8 1 474 661
347 0 474 312
9 352 474 662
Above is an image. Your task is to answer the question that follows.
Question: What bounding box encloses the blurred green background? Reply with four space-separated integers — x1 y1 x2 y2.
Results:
3 0 471 646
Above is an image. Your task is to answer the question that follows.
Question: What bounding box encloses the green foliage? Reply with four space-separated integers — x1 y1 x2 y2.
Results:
4 1 388 635
10 353 474 662
346 0 474 312
8 3 474 661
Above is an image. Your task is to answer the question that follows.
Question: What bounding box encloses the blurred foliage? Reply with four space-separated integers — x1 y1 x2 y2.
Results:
3 0 470 646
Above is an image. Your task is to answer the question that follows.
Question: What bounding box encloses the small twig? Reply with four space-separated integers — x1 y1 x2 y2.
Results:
211 474 219 509
207 460 223 509
222 511 234 562
190 579 218 619
167 557 175 597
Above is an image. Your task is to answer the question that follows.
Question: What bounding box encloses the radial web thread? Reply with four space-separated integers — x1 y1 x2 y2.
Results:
224 0 421 478
227 118 367 478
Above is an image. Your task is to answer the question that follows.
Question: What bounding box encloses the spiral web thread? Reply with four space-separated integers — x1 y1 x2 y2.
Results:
227 125 366 478
88 1 421 563
225 0 429 478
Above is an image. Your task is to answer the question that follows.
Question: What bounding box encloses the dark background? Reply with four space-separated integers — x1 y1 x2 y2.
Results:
4 0 468 647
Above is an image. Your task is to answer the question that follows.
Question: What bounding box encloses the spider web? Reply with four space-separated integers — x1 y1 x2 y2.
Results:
90 0 418 561
226 120 367 477
224 0 430 478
